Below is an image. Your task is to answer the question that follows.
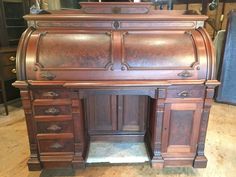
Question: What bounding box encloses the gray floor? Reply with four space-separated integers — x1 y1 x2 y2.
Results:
0 101 236 177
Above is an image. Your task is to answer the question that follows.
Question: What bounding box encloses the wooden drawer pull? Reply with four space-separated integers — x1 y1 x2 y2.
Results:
47 124 62 132
50 142 64 149
11 68 17 74
177 90 190 98
9 56 16 62
42 91 59 98
44 107 60 115
177 70 192 78
40 72 56 80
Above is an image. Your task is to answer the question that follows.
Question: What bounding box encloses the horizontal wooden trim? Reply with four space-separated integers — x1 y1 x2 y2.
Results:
16 80 216 88
90 134 144 142
33 99 71 106
162 152 195 158
34 115 72 122
63 80 206 88
167 145 191 153
12 81 28 89
37 133 74 140
39 153 74 159
205 80 220 87
165 98 204 103
24 10 207 21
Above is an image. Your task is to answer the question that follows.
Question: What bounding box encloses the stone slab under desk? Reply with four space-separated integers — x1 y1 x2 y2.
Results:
86 142 149 164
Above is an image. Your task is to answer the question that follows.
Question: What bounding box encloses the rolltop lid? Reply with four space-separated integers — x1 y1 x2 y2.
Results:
16 3 215 82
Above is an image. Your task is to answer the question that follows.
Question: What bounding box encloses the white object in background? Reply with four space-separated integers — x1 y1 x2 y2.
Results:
48 0 61 10
134 0 141 2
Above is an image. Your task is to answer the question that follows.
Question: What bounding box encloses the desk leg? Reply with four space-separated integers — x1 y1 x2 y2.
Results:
21 89 41 170
194 86 215 168
71 92 87 168
148 88 166 169
151 99 165 169
1 79 8 115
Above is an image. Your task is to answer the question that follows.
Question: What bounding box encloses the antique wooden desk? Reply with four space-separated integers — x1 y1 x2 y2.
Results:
13 3 220 170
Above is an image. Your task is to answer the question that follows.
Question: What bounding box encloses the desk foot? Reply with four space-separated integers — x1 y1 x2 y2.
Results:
151 157 164 169
193 155 208 168
27 158 42 171
72 157 86 169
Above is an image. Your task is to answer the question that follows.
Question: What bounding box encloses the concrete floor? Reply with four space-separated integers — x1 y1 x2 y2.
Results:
0 101 235 177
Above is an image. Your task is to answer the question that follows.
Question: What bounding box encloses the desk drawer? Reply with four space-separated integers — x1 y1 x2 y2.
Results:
0 52 16 66
34 105 71 116
1 65 16 80
37 121 73 134
167 85 205 99
38 139 74 153
33 89 70 99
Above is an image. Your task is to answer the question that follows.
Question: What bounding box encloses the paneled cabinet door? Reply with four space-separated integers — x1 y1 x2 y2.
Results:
86 95 117 132
117 95 148 132
85 95 148 133
162 102 203 154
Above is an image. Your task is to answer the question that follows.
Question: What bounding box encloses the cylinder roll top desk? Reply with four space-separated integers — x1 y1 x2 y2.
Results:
13 2 220 171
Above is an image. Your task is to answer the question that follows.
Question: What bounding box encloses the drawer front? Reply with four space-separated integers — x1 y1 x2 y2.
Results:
33 89 70 99
1 65 16 80
34 105 71 116
38 139 74 153
0 52 16 66
37 121 73 134
167 85 205 99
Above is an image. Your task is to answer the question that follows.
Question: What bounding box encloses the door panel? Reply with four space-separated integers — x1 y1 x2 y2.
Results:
86 95 117 132
169 110 193 146
85 95 148 133
118 95 148 132
162 102 203 154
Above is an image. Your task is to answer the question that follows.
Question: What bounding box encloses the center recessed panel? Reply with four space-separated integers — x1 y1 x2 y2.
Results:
123 32 196 69
38 32 111 69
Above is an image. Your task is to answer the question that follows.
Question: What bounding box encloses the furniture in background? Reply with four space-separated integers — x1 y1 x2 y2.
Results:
13 3 219 170
215 10 236 104
0 0 29 115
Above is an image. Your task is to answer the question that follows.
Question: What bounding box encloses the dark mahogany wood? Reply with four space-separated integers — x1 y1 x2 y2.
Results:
13 2 220 170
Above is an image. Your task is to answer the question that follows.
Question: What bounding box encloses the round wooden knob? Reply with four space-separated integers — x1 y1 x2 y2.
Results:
11 68 17 74
9 56 16 62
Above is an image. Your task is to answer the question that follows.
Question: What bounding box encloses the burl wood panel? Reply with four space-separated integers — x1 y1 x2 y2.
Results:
168 110 194 146
38 32 111 69
162 102 203 154
123 31 196 69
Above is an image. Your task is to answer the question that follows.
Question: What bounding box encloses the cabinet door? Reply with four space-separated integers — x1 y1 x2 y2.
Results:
162 103 203 154
118 95 148 132
86 95 117 132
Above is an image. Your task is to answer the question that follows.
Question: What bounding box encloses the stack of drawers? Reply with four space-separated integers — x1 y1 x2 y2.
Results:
0 47 18 115
32 88 75 167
